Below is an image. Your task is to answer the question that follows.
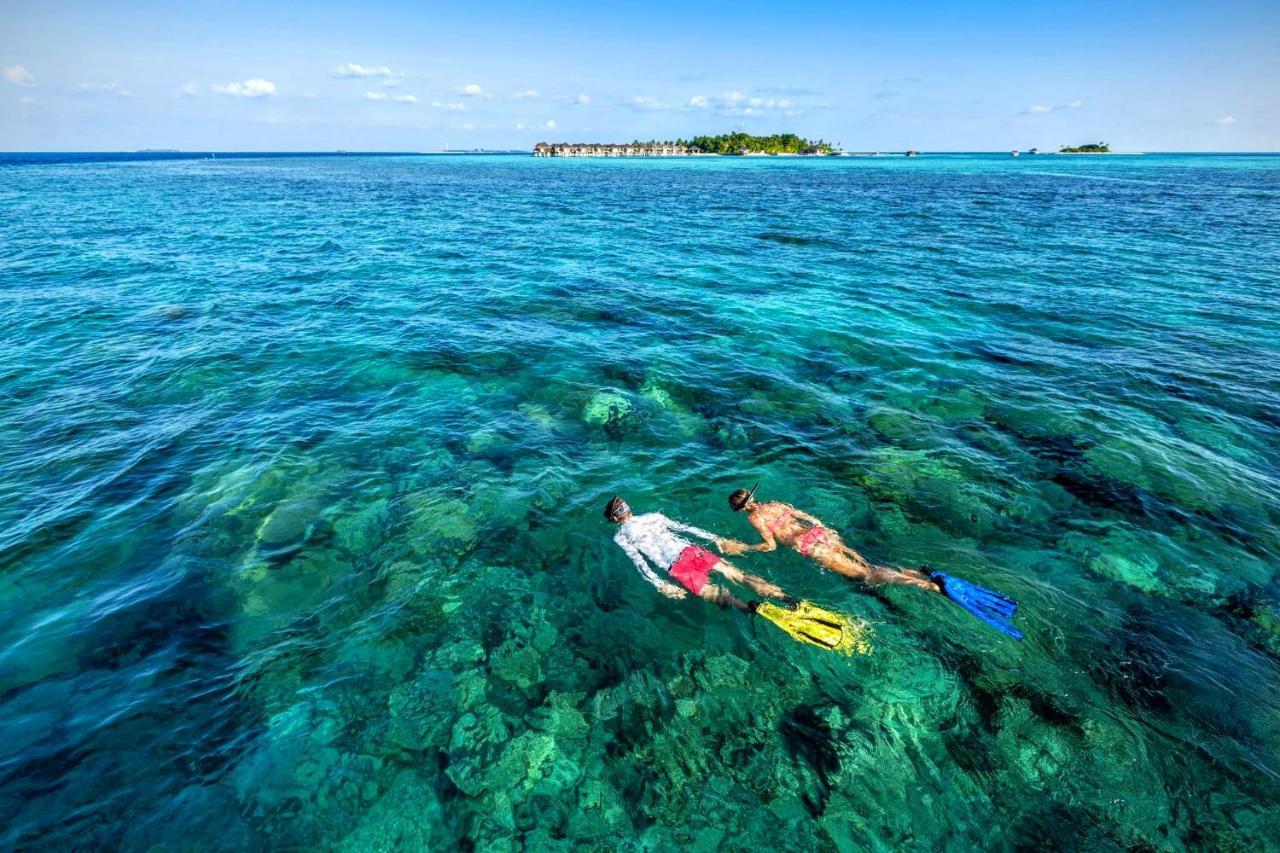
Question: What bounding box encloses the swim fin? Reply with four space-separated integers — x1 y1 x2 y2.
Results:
930 571 1023 640
752 600 873 655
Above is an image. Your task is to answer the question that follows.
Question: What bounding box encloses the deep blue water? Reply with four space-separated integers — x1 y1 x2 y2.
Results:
1 153 1278 849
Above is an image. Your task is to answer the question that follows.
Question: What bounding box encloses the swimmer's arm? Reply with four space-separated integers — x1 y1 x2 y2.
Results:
745 515 778 552
615 535 687 600
665 518 727 548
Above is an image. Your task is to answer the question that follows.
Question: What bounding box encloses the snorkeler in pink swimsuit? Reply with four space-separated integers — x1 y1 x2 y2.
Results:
723 485 939 592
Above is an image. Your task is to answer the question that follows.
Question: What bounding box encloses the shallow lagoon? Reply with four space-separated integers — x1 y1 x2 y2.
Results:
1 153 1278 849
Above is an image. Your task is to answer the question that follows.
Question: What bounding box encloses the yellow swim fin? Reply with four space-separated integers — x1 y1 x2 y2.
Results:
753 600 873 656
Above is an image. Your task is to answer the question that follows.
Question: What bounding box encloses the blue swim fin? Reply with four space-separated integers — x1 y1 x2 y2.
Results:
930 571 1023 640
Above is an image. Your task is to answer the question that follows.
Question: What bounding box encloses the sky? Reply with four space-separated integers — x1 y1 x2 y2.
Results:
2 0 1277 151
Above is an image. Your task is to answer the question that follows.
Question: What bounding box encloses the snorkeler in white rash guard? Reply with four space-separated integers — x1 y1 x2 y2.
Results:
603 496 787 610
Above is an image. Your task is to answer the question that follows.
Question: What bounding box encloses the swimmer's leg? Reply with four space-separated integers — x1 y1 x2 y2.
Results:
699 582 749 612
712 559 786 599
820 546 939 593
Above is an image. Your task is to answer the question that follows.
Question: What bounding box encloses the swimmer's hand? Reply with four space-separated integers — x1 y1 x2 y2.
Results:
716 539 748 556
661 584 688 600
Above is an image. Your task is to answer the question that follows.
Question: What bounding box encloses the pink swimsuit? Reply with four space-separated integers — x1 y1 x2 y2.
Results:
764 511 830 557
798 526 830 557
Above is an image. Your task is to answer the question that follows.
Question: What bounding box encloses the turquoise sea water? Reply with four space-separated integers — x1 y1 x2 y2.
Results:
2 152 1279 850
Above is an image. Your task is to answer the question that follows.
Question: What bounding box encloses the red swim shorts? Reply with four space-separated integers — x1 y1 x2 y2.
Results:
669 545 720 595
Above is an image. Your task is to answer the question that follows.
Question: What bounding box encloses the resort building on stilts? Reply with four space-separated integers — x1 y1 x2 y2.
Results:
533 142 702 157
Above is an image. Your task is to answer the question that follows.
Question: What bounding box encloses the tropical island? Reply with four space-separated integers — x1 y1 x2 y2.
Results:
688 132 833 155
533 132 833 158
1059 142 1110 153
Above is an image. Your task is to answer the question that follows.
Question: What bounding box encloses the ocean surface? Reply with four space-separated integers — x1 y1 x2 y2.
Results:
1 152 1278 850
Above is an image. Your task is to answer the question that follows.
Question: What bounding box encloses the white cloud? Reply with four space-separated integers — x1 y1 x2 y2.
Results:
626 95 668 111
462 122 475 130
333 63 394 79
177 82 199 97
432 100 466 111
515 122 525 130
77 82 133 97
574 93 590 105
368 92 417 103
513 89 539 100
456 83 485 97
1215 115 1237 125
686 91 796 116
4 65 35 87
211 78 275 98
19 95 36 104
1022 99 1084 116
545 119 556 130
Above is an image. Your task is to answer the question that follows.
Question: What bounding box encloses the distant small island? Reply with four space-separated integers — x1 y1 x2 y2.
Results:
534 132 833 158
1059 142 1110 154
689 132 832 155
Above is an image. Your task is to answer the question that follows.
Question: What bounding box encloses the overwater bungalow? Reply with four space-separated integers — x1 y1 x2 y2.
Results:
533 142 701 157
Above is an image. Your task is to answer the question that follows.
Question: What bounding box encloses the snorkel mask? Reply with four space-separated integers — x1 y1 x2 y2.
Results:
605 496 631 522
729 483 759 512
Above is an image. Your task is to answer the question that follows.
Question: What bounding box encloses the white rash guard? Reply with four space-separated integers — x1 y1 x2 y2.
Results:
612 512 719 594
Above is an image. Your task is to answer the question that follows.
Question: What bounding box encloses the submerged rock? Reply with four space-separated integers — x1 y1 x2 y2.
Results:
490 638 544 689
867 408 925 443
465 427 505 455
535 692 590 742
387 668 456 751
1061 528 1163 594
739 393 778 417
233 697 348 811
334 634 418 682
403 491 478 556
639 379 676 410
695 653 750 691
516 401 558 429
338 769 451 851
582 389 632 426
240 487 337 560
919 387 986 422
332 497 389 555
570 778 632 839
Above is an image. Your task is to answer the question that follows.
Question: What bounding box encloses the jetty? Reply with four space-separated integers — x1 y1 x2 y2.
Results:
534 142 701 157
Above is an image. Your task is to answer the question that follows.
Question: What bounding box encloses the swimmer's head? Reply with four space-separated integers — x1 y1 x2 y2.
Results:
728 483 759 512
604 496 632 523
